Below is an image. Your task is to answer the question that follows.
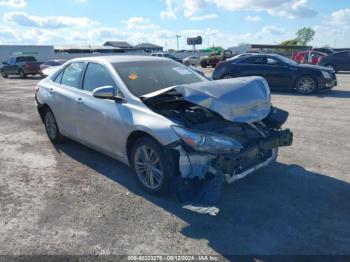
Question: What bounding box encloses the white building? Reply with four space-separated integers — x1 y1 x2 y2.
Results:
0 45 55 63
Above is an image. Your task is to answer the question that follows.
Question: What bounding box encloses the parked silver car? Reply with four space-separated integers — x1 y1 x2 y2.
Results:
35 56 292 199
182 56 200 66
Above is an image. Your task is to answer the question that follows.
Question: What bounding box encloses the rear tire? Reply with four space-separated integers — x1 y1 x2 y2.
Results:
184 61 190 66
200 61 207 68
43 109 65 144
1 70 8 78
130 136 176 195
19 69 26 79
295 76 317 94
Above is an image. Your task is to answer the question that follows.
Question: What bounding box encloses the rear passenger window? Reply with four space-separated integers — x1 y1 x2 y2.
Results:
83 63 116 92
61 62 85 88
53 71 64 84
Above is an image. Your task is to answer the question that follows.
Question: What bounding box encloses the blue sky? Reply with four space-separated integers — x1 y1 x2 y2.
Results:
0 0 349 49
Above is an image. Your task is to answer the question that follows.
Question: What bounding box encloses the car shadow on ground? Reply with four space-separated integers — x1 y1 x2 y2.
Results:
55 141 350 259
273 89 350 99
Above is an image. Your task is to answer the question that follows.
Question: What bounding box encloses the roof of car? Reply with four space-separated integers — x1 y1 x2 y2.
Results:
70 55 170 63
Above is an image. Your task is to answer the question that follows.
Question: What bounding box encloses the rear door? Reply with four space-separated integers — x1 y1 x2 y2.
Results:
75 62 125 157
342 52 350 71
333 52 349 71
49 62 86 138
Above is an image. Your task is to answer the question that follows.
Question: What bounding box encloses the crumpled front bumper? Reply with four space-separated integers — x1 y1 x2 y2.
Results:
175 129 293 183
318 77 337 90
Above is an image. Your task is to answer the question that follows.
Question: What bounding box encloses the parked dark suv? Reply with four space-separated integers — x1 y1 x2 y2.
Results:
1 56 42 79
318 51 350 72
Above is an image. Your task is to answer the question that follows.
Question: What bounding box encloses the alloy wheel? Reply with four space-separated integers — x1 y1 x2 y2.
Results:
45 111 57 140
134 145 164 190
296 76 316 94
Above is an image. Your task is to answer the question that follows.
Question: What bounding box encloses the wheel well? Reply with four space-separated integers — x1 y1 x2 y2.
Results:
37 103 50 122
126 131 157 161
126 130 180 176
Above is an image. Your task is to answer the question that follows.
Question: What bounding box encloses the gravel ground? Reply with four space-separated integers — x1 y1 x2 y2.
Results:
0 72 350 259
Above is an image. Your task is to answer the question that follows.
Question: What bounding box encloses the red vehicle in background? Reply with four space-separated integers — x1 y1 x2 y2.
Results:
292 51 327 65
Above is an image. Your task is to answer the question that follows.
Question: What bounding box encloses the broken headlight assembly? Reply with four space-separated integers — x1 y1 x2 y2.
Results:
172 125 243 154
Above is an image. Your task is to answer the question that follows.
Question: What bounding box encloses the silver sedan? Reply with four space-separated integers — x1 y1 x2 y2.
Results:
35 55 292 197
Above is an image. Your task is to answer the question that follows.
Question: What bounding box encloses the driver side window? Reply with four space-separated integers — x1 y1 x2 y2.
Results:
267 58 278 65
82 63 117 92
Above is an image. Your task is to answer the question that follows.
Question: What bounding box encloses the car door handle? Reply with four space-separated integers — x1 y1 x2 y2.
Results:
76 97 84 104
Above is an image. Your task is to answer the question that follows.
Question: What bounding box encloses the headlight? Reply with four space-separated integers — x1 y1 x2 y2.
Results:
321 71 331 79
172 126 243 154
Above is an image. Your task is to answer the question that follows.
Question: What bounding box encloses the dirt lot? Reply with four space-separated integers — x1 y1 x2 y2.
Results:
0 72 350 258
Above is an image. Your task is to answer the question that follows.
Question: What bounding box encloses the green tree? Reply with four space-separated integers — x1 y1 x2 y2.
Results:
281 39 299 46
296 27 315 45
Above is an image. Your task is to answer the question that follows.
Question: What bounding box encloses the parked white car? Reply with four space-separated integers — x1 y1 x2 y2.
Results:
183 56 200 66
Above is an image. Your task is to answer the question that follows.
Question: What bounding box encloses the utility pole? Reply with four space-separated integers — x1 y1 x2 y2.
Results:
176 35 181 51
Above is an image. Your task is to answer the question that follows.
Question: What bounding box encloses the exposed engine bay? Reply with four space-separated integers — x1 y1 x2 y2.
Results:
142 77 293 214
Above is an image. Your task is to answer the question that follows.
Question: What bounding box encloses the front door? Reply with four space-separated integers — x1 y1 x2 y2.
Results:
263 58 293 89
75 62 126 157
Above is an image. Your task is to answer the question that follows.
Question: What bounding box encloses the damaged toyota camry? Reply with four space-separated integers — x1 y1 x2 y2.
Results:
35 56 293 211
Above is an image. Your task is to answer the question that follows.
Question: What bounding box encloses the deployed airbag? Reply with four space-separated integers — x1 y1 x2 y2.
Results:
175 76 271 123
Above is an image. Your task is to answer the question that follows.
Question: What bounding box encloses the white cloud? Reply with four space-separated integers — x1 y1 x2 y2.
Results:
310 9 350 48
261 25 285 34
329 9 350 26
267 0 317 18
245 15 262 22
161 0 317 19
189 13 217 21
0 26 18 41
0 0 26 8
3 12 96 28
160 0 177 19
122 17 159 30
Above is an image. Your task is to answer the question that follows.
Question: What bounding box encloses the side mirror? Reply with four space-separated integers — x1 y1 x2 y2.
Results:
92 86 126 103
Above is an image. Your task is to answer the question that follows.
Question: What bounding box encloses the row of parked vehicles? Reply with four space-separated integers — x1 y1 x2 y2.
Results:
182 48 350 72
292 48 350 72
0 56 66 79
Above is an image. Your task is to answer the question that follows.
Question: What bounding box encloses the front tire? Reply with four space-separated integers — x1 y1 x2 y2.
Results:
295 76 317 94
19 69 26 79
184 61 190 66
44 109 65 144
200 61 207 68
1 70 8 78
130 137 176 195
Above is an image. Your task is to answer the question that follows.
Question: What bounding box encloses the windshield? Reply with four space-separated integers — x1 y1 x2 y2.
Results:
113 60 206 97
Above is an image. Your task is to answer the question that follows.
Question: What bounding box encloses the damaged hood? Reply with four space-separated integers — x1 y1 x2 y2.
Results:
144 76 271 123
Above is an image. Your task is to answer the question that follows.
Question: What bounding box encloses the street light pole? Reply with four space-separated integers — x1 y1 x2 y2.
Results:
176 35 181 51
